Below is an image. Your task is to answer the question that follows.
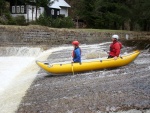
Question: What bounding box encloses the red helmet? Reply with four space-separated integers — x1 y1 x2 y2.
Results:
72 41 79 46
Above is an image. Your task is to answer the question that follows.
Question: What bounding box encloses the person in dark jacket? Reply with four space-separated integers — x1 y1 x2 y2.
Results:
108 34 122 60
72 40 81 63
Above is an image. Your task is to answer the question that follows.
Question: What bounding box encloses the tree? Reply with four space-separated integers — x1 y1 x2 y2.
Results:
66 0 150 31
36 0 53 20
77 0 97 28
0 0 6 16
137 0 150 31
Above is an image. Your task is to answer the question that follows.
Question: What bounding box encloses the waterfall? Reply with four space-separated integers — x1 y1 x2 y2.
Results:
0 46 67 113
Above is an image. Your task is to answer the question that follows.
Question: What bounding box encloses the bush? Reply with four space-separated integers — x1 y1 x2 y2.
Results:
7 18 17 25
1 12 74 28
36 14 74 28
0 13 26 25
51 18 62 28
51 17 74 28
4 13 17 25
37 14 52 26
62 17 74 28
0 16 7 25
15 15 26 25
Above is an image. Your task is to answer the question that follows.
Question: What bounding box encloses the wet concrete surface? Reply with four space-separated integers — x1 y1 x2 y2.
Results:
17 44 150 113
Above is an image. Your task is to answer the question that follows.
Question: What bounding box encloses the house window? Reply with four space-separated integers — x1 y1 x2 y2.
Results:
57 11 59 15
12 6 15 13
17 6 20 13
51 9 54 15
21 6 24 13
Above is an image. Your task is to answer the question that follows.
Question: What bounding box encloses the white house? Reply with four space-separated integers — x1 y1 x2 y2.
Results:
9 0 70 22
48 0 71 17
8 0 44 22
11 5 44 22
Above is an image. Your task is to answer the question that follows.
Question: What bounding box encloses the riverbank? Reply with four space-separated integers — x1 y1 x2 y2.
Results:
0 25 150 47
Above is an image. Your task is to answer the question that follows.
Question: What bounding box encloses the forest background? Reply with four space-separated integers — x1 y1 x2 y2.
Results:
0 0 150 31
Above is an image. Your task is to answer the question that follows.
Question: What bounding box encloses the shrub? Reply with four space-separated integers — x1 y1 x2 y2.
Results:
36 14 74 28
15 15 26 25
62 17 74 28
1 11 74 28
0 13 26 25
51 17 74 28
0 16 7 24
4 13 17 25
37 14 52 26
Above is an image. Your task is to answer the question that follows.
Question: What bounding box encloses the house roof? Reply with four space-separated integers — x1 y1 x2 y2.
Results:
49 0 71 9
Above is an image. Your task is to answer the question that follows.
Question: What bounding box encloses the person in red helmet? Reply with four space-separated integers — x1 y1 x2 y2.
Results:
72 40 81 63
108 34 122 60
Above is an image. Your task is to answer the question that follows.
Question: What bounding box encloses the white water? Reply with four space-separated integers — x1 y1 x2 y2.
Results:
0 43 135 113
0 46 67 113
0 57 34 92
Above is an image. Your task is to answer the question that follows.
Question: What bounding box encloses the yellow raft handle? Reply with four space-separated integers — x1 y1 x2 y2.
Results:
71 63 74 75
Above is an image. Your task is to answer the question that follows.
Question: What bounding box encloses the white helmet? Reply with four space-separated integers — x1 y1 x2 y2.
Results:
112 34 119 40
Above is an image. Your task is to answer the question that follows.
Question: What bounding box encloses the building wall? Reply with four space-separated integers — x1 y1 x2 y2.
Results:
26 5 44 21
60 7 68 17
11 5 44 21
46 8 60 18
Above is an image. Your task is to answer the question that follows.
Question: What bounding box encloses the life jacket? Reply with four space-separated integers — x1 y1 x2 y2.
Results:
109 41 122 57
72 47 81 62
72 47 81 58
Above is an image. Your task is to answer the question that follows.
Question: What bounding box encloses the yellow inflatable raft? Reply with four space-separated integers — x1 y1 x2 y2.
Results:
36 50 140 74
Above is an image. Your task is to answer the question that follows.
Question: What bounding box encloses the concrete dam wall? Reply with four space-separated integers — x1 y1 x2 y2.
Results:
0 25 150 47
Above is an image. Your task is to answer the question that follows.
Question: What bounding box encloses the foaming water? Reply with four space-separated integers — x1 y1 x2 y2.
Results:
0 57 34 92
0 47 42 56
0 46 67 113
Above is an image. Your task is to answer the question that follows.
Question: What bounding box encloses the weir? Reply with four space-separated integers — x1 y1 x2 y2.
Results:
0 46 68 113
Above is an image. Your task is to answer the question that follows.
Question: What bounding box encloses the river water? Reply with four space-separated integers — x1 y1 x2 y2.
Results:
0 43 150 113
0 46 68 113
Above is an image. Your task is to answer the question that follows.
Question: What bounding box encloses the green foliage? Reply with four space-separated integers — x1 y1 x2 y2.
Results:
51 17 74 28
0 0 6 16
0 0 10 17
37 14 74 28
36 14 52 26
15 16 26 25
5 13 17 25
0 12 26 25
0 0 150 30
67 0 150 31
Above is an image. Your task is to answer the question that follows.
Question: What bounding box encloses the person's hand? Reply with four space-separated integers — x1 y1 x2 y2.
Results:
114 56 118 60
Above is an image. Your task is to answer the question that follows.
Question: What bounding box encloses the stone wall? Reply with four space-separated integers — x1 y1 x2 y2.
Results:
0 25 150 46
